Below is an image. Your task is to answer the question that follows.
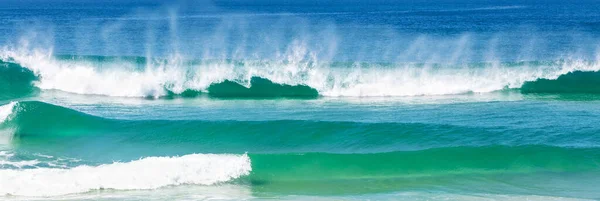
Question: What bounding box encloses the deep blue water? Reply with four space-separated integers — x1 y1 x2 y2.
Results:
2 0 600 61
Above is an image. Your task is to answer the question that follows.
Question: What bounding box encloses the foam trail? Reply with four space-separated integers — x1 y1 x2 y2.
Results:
2 49 600 97
0 153 251 197
0 159 40 168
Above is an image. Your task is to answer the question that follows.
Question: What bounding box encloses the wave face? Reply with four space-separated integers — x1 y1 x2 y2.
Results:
3 50 600 98
205 77 318 98
247 146 600 195
521 71 600 94
0 59 38 100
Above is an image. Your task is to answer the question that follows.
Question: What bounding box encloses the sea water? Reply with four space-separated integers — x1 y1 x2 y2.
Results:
1 0 600 200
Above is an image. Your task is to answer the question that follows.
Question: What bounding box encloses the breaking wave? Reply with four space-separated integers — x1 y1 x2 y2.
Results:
0 153 251 196
2 49 600 98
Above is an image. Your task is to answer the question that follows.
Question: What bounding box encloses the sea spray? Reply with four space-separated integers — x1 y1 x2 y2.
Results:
0 102 16 123
2 49 600 97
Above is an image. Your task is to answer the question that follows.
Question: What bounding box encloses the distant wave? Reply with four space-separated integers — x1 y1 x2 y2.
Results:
370 5 527 14
467 5 527 11
423 5 528 12
1 49 600 98
86 6 527 21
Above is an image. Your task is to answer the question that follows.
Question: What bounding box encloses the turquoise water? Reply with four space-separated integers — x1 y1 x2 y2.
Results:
2 0 600 200
2 93 600 200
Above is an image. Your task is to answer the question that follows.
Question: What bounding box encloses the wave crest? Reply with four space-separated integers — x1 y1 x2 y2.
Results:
0 102 16 123
0 102 17 144
0 153 251 196
2 49 600 98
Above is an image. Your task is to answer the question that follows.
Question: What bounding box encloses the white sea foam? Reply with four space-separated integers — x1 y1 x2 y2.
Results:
2 48 600 98
0 102 17 145
0 102 16 123
0 151 82 169
0 159 40 168
1 190 589 201
3 185 254 201
0 151 14 158
0 153 252 197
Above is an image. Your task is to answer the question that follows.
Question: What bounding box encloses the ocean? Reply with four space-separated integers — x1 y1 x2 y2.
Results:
1 0 600 200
